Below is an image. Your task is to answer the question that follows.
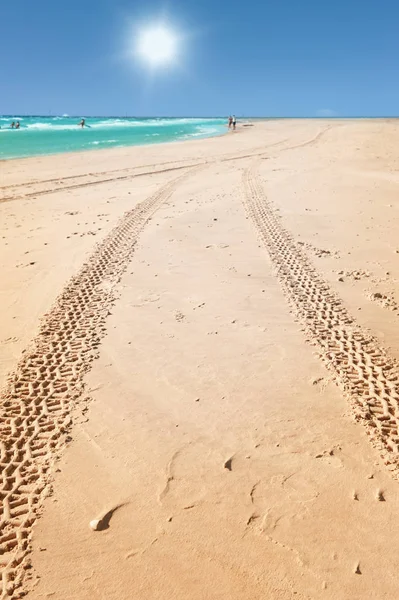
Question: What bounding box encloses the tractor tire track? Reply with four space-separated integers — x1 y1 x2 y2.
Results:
0 165 201 599
243 160 399 475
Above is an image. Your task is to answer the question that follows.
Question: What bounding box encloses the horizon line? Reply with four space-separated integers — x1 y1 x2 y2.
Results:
2 114 399 119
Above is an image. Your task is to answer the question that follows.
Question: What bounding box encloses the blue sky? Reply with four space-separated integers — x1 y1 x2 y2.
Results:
2 0 399 116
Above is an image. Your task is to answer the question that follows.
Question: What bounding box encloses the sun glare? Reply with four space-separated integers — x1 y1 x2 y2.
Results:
136 25 179 67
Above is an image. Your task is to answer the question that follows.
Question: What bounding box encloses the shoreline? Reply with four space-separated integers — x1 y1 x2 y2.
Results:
1 119 274 186
2 116 394 165
0 116 227 162
0 127 227 163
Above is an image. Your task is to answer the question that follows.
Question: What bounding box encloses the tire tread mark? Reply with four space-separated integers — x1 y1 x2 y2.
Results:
0 165 201 599
242 161 399 475
0 161 206 204
1 134 311 204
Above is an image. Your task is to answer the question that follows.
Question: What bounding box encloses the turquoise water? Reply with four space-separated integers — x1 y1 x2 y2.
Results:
0 116 226 160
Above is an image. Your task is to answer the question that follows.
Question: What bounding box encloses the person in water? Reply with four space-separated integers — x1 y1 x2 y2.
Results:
11 122 15 128
79 118 86 128
15 121 20 129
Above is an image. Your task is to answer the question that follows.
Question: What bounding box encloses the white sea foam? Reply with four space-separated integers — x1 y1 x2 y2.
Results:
12 117 223 133
25 123 77 131
180 126 221 140
93 117 218 129
89 139 118 145
24 120 157 131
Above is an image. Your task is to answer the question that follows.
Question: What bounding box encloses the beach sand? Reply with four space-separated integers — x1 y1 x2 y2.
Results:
2 119 399 599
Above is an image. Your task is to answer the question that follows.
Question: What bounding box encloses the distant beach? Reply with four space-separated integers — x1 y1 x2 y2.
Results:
0 116 226 160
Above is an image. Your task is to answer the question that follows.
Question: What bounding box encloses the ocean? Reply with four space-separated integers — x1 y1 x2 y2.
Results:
0 116 226 160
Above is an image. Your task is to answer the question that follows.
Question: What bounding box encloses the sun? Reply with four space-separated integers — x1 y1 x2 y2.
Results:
136 25 179 67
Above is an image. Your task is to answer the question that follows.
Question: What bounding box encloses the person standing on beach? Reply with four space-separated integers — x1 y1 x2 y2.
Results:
232 115 237 130
228 115 233 129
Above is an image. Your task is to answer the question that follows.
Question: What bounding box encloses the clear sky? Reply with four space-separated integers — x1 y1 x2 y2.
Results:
2 0 399 117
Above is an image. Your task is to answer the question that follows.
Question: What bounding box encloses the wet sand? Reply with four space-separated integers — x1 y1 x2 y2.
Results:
2 120 399 599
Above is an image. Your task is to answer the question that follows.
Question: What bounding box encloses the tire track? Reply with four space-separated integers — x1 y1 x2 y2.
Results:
0 136 299 205
220 138 290 162
222 125 334 164
0 165 201 599
243 160 399 475
0 160 206 205
269 125 334 156
0 157 199 192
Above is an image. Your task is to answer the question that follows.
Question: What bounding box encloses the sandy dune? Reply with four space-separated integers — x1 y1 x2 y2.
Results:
2 120 399 599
